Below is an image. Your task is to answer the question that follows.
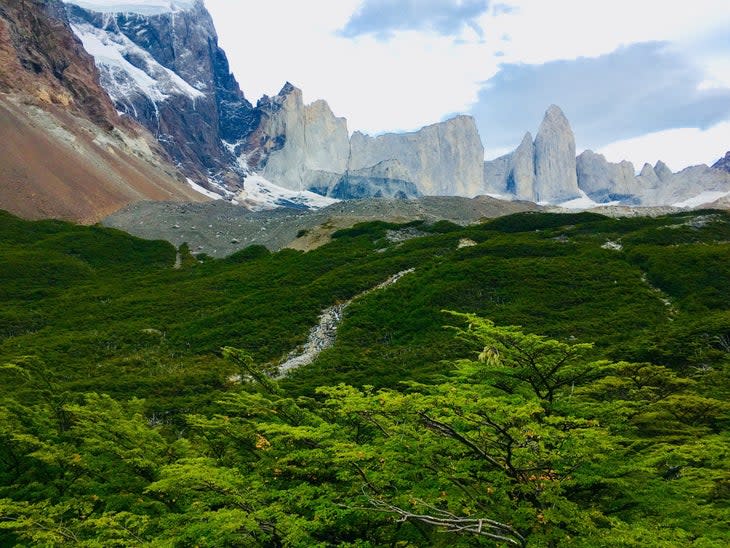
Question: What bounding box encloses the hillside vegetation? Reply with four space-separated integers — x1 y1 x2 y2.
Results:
0 208 728 546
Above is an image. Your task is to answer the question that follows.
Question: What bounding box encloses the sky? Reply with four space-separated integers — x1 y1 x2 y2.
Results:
205 2 727 170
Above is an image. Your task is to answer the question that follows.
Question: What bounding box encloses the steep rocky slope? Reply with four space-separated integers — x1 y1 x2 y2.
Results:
0 0 204 223
66 0 258 193
61 1 730 208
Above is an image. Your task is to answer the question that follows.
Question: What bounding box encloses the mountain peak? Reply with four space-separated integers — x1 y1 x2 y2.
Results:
712 151 730 173
544 104 568 120
534 104 580 202
278 82 299 96
654 160 673 181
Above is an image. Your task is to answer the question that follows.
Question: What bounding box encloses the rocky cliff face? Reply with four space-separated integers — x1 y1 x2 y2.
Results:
66 4 477 201
485 106 730 207
329 161 421 200
0 0 203 223
349 115 485 197
533 105 580 202
576 150 638 203
252 83 350 192
638 163 730 206
66 0 258 192
483 132 535 200
248 83 479 199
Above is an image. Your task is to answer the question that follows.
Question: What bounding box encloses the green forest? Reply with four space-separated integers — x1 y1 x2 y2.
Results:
0 208 728 546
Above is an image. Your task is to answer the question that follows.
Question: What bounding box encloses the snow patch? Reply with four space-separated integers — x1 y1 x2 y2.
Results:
672 190 730 209
186 178 222 200
71 1 197 15
236 174 339 212
556 189 620 210
71 21 204 117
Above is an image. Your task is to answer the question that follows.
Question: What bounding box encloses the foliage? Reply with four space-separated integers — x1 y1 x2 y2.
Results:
1 209 729 544
1 317 728 546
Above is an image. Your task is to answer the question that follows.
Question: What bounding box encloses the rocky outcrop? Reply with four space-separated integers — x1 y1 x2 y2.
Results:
576 150 638 203
68 0 481 203
646 164 730 206
508 132 537 199
534 105 580 202
485 105 730 207
349 115 485 196
483 133 536 200
712 151 730 173
654 160 674 182
483 154 512 196
66 0 258 191
0 0 203 223
484 107 580 203
252 83 350 191
637 163 661 187
248 83 480 198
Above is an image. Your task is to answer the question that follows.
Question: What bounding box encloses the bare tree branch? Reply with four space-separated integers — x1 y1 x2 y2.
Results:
366 496 527 547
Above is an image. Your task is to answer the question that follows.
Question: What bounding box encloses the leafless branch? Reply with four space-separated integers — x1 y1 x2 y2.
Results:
366 496 527 547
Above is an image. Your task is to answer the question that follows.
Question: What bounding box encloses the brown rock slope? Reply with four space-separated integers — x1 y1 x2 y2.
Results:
0 0 205 223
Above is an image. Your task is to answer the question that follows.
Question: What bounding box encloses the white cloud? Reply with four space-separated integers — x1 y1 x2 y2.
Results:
597 121 730 172
205 0 495 135
490 0 730 65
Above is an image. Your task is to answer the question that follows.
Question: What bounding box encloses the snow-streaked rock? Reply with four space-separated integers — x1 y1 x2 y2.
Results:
67 1 257 192
673 190 730 208
647 164 730 206
71 1 197 15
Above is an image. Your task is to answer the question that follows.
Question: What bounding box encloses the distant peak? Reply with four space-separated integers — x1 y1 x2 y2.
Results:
654 160 673 181
544 104 568 120
278 82 299 96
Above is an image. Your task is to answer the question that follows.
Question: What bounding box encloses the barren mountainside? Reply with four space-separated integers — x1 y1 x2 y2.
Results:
0 0 205 223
